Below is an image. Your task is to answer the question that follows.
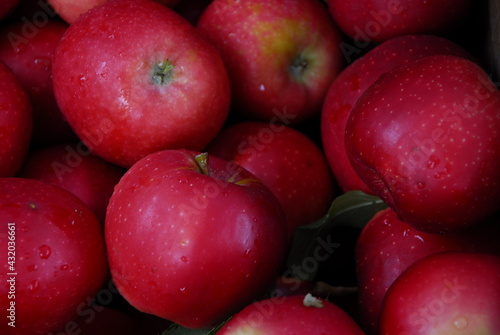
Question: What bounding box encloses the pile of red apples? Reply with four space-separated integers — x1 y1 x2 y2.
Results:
1 0 499 334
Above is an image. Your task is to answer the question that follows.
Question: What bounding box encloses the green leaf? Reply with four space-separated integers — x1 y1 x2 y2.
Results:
286 191 387 281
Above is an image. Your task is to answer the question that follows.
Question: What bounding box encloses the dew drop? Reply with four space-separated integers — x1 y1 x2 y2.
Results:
79 76 87 86
27 264 38 272
38 245 51 259
243 249 252 258
60 264 69 271
453 316 468 329
28 280 39 292
416 182 426 190
14 43 26 54
180 256 188 263
179 287 186 293
426 155 440 169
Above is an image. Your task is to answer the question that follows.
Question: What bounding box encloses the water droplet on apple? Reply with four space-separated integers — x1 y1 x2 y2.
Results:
453 316 468 329
259 84 265 91
180 256 188 263
27 264 38 272
60 264 70 271
14 43 26 54
426 155 440 169
28 280 39 292
79 76 87 86
179 287 186 293
416 182 426 189
243 249 252 258
38 245 51 259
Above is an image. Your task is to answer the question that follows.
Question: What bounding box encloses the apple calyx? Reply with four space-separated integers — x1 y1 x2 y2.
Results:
152 59 174 85
303 293 323 308
289 54 309 79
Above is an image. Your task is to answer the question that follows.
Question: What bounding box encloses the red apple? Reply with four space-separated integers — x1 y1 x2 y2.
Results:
345 55 500 233
197 0 344 124
19 143 125 224
321 34 472 194
0 61 32 177
356 208 500 334
47 0 182 24
52 0 230 168
326 0 474 43
0 20 77 146
207 121 336 237
0 177 108 335
379 251 500 334
105 149 288 329
217 294 365 334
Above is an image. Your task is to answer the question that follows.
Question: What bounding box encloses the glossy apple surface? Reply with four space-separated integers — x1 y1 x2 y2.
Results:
0 61 32 177
0 178 108 335
345 55 500 233
52 0 230 167
356 208 500 334
48 0 181 23
0 20 76 146
207 121 335 236
321 34 472 194
19 143 125 224
217 294 365 334
105 149 288 329
198 0 344 124
380 251 500 334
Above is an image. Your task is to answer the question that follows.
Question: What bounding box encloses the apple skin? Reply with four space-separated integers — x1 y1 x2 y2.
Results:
52 0 230 168
105 149 288 329
321 34 472 194
345 55 500 233
0 20 77 146
0 178 108 335
19 143 125 225
207 121 335 237
217 294 365 334
197 0 344 124
48 0 181 24
326 0 473 43
379 251 500 334
0 61 32 177
356 208 500 334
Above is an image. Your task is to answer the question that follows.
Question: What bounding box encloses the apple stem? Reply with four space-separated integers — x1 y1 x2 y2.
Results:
194 152 210 175
152 59 174 85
